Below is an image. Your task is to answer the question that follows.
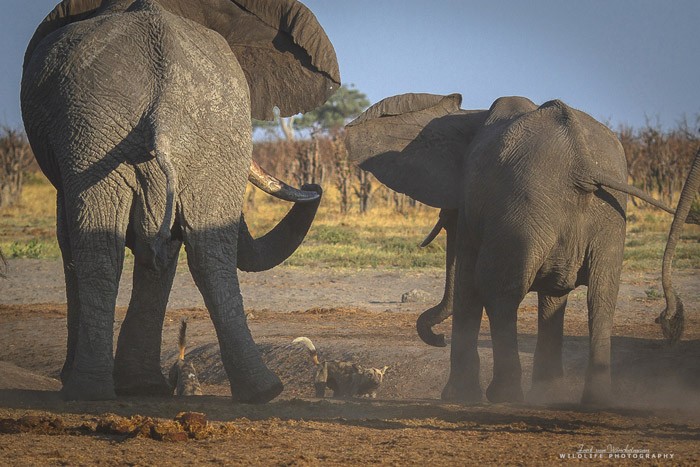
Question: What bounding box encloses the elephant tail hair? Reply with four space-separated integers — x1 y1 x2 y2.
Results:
292 337 320 365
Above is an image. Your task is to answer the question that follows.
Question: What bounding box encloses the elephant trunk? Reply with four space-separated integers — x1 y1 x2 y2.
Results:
657 148 700 344
417 209 457 347
237 183 322 272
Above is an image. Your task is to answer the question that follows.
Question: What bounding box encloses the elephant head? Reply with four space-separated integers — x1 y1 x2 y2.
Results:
345 94 485 349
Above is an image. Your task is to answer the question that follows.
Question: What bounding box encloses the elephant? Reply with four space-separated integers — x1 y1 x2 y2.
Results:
21 0 340 402
345 93 699 405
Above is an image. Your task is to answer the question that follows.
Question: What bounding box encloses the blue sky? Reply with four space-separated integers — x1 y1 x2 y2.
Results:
2 0 698 130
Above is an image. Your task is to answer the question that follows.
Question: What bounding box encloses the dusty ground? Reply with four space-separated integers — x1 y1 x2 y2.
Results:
0 259 699 465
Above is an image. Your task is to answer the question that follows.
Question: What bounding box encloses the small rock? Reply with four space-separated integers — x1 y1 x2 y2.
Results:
401 289 433 303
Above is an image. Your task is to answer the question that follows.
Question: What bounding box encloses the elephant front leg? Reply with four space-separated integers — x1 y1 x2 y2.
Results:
530 293 567 402
485 297 524 403
114 239 182 396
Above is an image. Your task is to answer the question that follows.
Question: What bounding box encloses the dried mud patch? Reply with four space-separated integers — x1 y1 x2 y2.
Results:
1 266 699 464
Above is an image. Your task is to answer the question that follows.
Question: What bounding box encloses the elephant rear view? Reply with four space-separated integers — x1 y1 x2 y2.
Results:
345 93 695 405
21 0 340 402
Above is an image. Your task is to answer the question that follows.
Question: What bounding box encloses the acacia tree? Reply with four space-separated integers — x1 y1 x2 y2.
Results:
253 84 370 140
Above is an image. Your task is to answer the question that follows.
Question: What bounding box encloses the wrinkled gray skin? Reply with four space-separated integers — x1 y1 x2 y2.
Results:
21 0 340 403
346 93 697 405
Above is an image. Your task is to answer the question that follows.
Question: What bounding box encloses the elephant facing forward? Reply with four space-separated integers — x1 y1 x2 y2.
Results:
21 0 340 402
345 93 698 405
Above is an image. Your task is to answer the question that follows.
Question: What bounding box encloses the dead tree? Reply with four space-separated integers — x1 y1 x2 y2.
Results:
354 167 373 214
0 128 33 208
330 135 351 214
292 136 325 186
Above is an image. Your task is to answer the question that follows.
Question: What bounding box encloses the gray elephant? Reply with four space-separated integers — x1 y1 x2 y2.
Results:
345 93 697 405
21 0 340 402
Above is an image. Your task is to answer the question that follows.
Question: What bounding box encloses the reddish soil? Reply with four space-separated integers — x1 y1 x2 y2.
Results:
0 260 698 465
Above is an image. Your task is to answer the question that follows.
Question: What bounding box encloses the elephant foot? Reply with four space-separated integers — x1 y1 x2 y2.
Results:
232 371 284 404
441 380 482 404
115 375 172 397
61 372 116 401
531 359 564 384
580 385 612 408
486 379 524 403
581 368 612 407
527 378 567 405
235 380 283 404
114 362 172 396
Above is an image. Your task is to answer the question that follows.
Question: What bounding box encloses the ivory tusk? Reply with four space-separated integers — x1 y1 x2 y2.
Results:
248 160 320 203
420 217 445 247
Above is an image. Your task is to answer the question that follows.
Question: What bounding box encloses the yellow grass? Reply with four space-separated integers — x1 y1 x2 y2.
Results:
1 173 698 270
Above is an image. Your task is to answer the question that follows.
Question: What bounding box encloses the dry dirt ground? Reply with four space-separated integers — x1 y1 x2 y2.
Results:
0 259 699 465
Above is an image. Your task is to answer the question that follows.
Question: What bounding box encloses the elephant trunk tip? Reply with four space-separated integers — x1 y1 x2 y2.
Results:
656 293 685 346
416 315 447 348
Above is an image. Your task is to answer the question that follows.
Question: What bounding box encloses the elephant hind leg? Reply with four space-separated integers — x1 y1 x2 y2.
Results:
114 187 182 396
484 296 525 403
183 227 282 403
60 183 131 401
56 192 79 385
581 242 622 406
529 293 567 403
114 237 181 396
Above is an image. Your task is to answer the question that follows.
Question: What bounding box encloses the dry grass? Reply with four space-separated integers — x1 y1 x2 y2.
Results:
1 173 698 270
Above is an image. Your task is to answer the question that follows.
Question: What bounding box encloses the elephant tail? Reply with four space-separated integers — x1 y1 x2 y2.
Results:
575 161 699 225
151 135 177 246
292 337 321 365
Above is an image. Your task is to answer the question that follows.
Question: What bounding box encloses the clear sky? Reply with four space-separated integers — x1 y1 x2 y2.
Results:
2 0 698 131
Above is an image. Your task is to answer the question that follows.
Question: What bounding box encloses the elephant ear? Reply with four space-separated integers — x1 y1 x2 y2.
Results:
345 93 485 209
224 0 340 119
24 0 340 121
159 0 340 120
